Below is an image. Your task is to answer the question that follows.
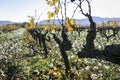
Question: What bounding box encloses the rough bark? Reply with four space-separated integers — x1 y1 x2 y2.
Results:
53 33 70 74
84 16 96 50
77 0 97 51
29 29 49 58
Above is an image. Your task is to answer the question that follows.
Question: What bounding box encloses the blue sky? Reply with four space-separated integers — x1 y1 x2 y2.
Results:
0 0 120 22
0 0 48 22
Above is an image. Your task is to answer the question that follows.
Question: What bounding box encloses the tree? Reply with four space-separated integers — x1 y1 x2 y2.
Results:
46 0 96 74
46 0 74 74
71 0 96 51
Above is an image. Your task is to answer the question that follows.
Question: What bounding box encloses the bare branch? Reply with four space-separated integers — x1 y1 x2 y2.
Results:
64 0 67 20
86 0 91 16
59 1 64 25
78 0 91 17
71 4 79 19
79 0 87 16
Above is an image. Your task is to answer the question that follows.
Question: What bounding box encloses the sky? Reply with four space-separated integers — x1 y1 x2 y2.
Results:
0 0 120 22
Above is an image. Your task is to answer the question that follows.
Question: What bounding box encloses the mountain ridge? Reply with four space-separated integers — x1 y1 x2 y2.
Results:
0 21 15 25
0 16 120 26
39 16 120 25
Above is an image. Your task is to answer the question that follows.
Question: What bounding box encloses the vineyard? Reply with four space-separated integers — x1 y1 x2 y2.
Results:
0 24 120 79
0 0 120 79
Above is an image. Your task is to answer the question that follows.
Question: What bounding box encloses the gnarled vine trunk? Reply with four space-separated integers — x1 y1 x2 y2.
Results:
84 16 96 50
52 31 71 74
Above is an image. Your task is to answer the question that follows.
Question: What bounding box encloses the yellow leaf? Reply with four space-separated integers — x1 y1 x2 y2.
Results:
56 72 62 78
51 26 55 33
65 18 70 25
65 18 75 26
49 69 54 74
47 0 58 6
25 23 31 30
29 16 35 28
44 26 48 30
70 19 75 25
53 0 59 3
55 7 59 14
51 28 55 33
68 26 74 32
47 1 54 6
51 58 55 62
58 61 64 65
53 67 58 71
55 5 60 14
47 12 54 18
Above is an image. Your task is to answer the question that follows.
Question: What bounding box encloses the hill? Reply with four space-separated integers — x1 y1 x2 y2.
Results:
0 17 120 26
39 16 120 25
0 21 14 25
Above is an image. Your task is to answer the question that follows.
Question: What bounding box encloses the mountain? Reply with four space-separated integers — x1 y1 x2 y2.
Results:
0 17 120 26
39 16 120 26
0 21 15 25
92 17 120 25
